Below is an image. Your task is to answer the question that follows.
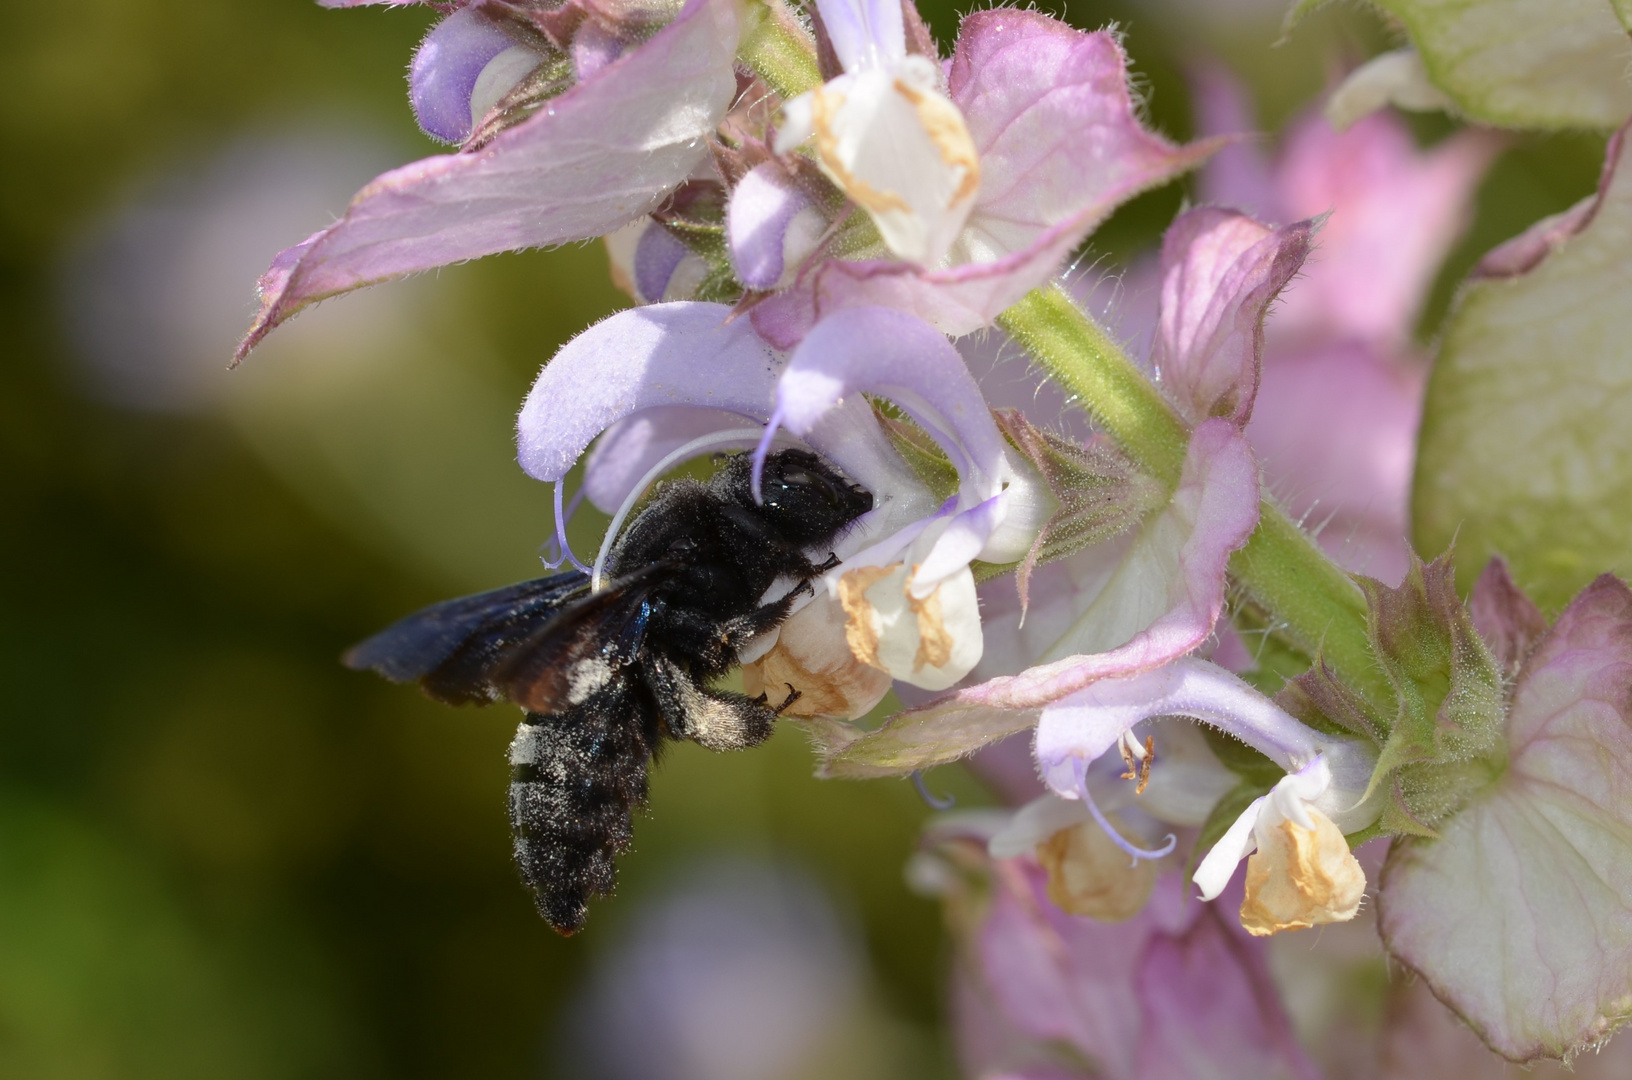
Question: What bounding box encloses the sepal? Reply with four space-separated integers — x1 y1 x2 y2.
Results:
1359 553 1506 830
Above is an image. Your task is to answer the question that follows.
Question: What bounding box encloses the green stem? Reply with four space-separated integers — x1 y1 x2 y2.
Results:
999 285 1392 713
996 285 1189 482
738 0 821 101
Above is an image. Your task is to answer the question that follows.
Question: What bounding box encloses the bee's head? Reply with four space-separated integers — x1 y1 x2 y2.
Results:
733 448 873 545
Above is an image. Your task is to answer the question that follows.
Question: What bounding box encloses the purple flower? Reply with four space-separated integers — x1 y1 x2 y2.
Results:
1377 562 1632 1063
513 302 1052 716
813 207 1311 777
742 4 1221 346
235 0 743 361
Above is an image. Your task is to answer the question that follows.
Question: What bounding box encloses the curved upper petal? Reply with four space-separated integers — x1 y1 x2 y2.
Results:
967 867 1320 1080
818 419 1260 776
1033 659 1324 794
236 0 740 361
518 302 925 524
581 406 755 513
814 0 905 72
517 303 782 483
776 306 1010 500
1379 574 1632 1063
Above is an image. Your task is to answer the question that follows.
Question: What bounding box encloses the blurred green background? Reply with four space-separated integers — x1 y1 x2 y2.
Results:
0 0 1604 1076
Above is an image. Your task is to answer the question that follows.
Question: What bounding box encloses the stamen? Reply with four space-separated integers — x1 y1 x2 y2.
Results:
1114 730 1155 794
592 427 770 592
541 481 590 571
1073 757 1176 868
911 770 956 810
750 405 787 505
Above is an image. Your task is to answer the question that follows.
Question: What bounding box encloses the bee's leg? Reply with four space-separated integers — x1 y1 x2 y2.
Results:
643 656 776 752
707 578 815 659
770 682 802 715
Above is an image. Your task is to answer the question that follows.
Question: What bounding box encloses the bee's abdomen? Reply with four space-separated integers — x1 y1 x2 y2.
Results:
507 695 655 934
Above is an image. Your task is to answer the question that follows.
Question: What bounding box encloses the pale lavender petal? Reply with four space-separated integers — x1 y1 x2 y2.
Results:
819 420 1260 776
1152 207 1313 427
727 163 817 291
774 306 1009 496
410 7 518 143
1379 575 1632 1062
236 0 740 361
970 868 1317 1080
517 303 781 483
1033 659 1325 795
519 302 922 517
913 494 1004 588
814 0 905 72
633 224 689 304
581 406 752 513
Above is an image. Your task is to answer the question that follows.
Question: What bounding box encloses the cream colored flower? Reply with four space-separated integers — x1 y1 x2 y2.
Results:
773 0 979 265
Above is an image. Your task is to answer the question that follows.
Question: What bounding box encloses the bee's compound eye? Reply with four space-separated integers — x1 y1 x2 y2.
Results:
780 470 815 487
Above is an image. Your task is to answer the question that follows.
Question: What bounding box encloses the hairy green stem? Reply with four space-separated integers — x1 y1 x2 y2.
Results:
999 285 1392 712
996 286 1189 482
738 0 821 101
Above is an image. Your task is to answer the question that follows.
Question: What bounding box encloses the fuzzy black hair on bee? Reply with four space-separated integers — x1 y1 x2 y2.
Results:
344 449 873 933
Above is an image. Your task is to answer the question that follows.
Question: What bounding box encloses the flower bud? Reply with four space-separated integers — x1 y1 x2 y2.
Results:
410 8 544 144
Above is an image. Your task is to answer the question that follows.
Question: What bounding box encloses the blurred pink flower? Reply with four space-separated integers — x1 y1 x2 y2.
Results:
1194 68 1500 583
945 848 1320 1080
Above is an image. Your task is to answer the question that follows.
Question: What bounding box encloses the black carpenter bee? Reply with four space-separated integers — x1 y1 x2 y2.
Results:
344 449 873 933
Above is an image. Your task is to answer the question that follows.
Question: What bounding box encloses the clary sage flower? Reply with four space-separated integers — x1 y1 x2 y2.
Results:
514 302 1053 718
772 0 980 267
812 205 1313 775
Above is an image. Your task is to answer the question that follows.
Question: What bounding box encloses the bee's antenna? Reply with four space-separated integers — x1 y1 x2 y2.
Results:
592 427 774 592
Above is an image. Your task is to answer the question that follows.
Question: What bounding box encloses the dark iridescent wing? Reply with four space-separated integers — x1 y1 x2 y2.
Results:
343 564 675 709
494 565 673 713
344 571 591 704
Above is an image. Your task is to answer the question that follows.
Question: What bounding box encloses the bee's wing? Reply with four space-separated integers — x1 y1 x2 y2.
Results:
343 571 592 705
494 564 678 713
